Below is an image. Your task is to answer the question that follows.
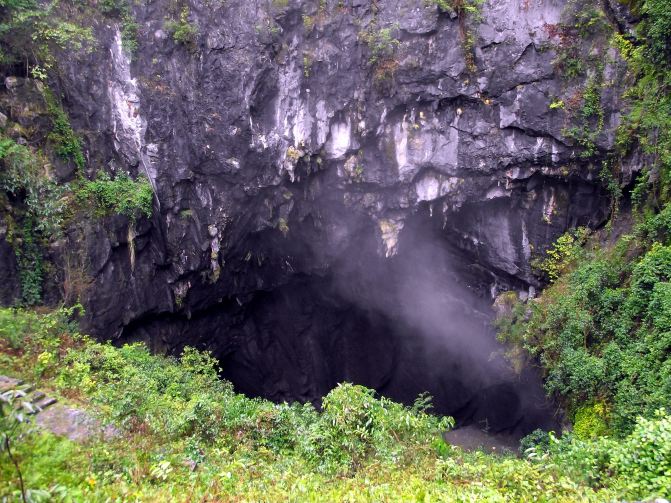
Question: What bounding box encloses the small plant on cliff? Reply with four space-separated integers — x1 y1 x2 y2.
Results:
43 88 85 170
0 0 95 76
426 0 483 72
165 7 198 49
75 171 153 221
359 24 401 85
360 25 400 66
532 227 589 282
562 75 605 159
0 137 66 237
15 219 44 306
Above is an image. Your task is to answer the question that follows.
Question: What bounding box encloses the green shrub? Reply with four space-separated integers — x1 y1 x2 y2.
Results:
165 7 198 49
359 25 399 66
15 218 44 306
543 432 616 488
305 384 452 473
75 171 153 221
0 0 94 74
519 428 552 454
0 136 66 238
638 0 671 67
610 409 671 499
573 402 610 440
532 227 589 282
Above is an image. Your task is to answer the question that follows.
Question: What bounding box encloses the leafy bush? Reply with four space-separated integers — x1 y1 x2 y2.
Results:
541 432 616 488
573 402 610 440
0 136 66 238
532 227 588 282
359 25 399 66
56 342 231 440
15 218 44 306
306 385 452 473
164 7 198 49
638 0 671 67
75 171 153 221
0 0 94 74
610 409 671 499
519 428 552 454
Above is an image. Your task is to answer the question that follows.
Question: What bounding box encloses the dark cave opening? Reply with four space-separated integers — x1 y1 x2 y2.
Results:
120 200 559 438
211 204 558 437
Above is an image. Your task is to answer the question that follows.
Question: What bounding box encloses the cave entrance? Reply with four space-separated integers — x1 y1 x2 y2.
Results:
118 200 557 436
212 205 557 436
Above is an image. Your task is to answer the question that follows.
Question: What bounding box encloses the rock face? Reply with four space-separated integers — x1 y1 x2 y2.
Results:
1 0 629 433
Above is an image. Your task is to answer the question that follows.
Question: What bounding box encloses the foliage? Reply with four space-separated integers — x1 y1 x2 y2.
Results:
609 409 671 499
540 432 617 488
613 22 671 206
75 171 153 221
519 428 552 454
307 385 452 473
497 219 671 435
164 7 198 49
637 0 671 68
0 136 66 238
3 307 671 501
425 0 483 72
544 1 610 81
562 77 605 159
539 409 671 499
426 0 483 19
0 136 67 305
43 88 85 170
532 227 589 282
0 0 95 76
359 25 399 66
572 402 610 440
15 218 44 306
495 0 671 443
1 386 32 503
0 306 631 501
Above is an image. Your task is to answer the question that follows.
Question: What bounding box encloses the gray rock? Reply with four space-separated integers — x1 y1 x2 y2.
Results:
4 76 21 90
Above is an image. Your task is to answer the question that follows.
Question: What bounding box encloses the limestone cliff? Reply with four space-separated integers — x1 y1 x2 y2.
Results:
0 0 635 432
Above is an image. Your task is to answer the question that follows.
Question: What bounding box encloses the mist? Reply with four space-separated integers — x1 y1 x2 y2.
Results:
322 204 557 434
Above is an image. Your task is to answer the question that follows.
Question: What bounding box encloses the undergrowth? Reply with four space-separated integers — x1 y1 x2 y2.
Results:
2 307 671 501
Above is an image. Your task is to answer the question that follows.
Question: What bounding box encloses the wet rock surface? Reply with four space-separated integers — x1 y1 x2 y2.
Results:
0 0 630 434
